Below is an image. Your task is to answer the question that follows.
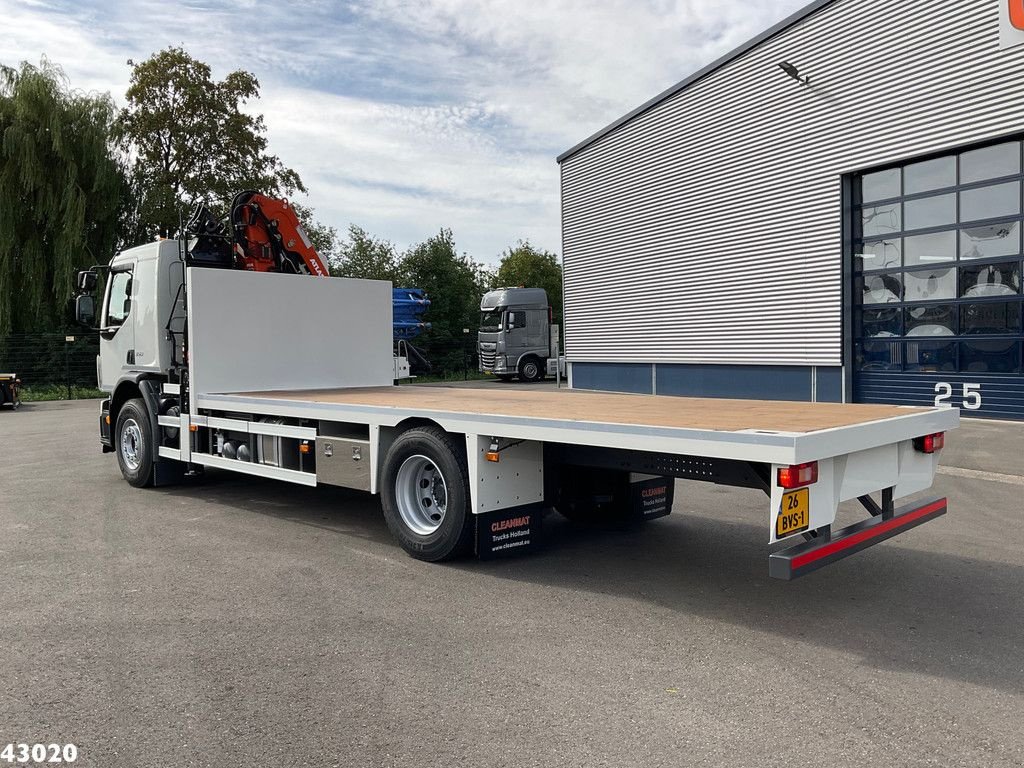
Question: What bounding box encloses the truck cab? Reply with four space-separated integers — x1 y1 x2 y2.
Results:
478 287 557 382
95 240 186 394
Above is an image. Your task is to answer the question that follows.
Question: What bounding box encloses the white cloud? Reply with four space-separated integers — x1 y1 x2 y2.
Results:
2 0 809 262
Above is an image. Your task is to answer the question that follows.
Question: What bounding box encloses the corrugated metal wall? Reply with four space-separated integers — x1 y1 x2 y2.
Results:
560 0 1024 365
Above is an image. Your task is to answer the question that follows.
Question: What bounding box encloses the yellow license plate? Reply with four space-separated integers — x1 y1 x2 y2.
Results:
777 489 810 537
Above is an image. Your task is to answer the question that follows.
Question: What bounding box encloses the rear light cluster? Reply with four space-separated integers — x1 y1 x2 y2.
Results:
913 432 945 454
777 461 818 489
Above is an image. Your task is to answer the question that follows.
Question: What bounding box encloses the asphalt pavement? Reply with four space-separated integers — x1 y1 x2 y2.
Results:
1 397 1023 767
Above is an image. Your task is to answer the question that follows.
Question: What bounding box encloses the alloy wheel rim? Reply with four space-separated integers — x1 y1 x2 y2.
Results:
395 454 448 535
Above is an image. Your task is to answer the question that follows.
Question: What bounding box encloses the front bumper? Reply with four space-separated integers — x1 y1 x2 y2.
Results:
479 353 510 374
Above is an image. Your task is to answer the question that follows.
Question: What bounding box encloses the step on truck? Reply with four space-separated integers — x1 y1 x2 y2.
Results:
75 238 959 580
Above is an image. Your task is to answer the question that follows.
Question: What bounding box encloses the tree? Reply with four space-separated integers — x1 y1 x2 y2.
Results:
495 241 563 325
0 59 127 334
118 47 310 240
399 229 492 371
332 225 400 281
291 202 339 265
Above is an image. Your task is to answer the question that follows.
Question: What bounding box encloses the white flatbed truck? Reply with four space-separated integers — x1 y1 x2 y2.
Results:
76 241 959 579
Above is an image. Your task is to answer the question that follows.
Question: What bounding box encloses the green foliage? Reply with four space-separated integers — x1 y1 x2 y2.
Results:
20 384 105 402
291 201 339 264
397 229 493 371
332 225 401 281
0 59 127 334
118 47 307 239
495 241 563 325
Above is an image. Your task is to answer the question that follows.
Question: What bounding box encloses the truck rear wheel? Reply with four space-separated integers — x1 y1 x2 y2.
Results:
381 426 474 561
115 397 155 488
517 356 543 383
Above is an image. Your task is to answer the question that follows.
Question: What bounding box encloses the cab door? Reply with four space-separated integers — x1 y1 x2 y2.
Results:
97 265 136 390
504 308 529 365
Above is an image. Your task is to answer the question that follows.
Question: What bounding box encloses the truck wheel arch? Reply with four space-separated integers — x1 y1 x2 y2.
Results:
378 417 455 491
109 375 164 434
109 379 144 428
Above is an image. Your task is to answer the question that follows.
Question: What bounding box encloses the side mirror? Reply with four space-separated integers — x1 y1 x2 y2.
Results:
77 270 98 292
75 294 96 328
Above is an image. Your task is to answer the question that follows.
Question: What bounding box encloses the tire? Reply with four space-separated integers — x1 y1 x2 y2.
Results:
381 426 474 561
115 397 155 488
517 356 544 383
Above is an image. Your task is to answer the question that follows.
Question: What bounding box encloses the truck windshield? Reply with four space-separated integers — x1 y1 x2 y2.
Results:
479 311 503 333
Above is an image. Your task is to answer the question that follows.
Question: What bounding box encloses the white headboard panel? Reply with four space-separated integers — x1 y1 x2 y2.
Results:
187 268 394 396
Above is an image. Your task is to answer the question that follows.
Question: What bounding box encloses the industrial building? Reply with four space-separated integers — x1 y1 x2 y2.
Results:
558 0 1024 419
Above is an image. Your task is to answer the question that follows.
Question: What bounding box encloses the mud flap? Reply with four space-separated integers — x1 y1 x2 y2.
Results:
476 504 543 560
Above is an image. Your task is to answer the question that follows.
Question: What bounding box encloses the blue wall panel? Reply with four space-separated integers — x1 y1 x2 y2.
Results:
571 362 846 403
572 363 653 394
817 367 844 403
656 364 815 402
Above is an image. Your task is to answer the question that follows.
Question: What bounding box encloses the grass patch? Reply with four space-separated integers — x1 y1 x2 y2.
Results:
20 384 105 402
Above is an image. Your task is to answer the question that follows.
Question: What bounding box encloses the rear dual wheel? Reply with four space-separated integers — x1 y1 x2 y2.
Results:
381 427 474 561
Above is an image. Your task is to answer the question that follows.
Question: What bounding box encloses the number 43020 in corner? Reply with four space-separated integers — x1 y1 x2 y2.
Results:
0 744 77 764
934 382 982 411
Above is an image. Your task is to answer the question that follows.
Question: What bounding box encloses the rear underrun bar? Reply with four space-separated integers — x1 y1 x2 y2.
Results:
768 497 947 580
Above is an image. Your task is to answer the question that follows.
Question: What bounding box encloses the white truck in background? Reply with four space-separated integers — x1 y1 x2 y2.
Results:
73 238 959 580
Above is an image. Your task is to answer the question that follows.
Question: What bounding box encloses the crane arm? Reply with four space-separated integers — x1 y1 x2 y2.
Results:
230 191 329 277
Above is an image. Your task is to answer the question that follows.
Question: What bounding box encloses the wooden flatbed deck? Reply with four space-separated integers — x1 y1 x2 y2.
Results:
231 385 928 434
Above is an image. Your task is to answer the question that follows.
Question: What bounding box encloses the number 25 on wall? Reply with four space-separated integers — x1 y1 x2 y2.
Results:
934 382 982 410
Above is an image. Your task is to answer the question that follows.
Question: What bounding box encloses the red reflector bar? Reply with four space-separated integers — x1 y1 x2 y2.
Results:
769 497 947 580
913 432 945 454
777 461 818 489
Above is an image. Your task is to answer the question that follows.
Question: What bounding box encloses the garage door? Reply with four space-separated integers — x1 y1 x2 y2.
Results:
852 138 1024 420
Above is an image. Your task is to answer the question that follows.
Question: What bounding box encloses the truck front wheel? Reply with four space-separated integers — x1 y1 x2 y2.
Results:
381 427 474 561
115 398 155 488
517 356 544 383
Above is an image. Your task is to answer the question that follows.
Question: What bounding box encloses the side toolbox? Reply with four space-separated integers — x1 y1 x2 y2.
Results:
316 436 372 491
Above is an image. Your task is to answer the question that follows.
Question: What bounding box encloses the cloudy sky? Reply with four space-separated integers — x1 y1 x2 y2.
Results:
2 0 808 262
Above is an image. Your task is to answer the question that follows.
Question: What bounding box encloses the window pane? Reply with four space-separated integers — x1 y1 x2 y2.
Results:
960 182 1020 223
857 307 901 337
861 203 901 237
855 239 901 271
959 302 1022 334
106 272 132 326
904 340 956 372
960 141 1021 184
904 193 955 230
861 273 902 304
960 261 1022 297
905 304 955 336
905 156 956 194
904 267 956 302
861 168 900 203
960 221 1020 259
960 340 1021 373
858 340 902 371
904 230 955 267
